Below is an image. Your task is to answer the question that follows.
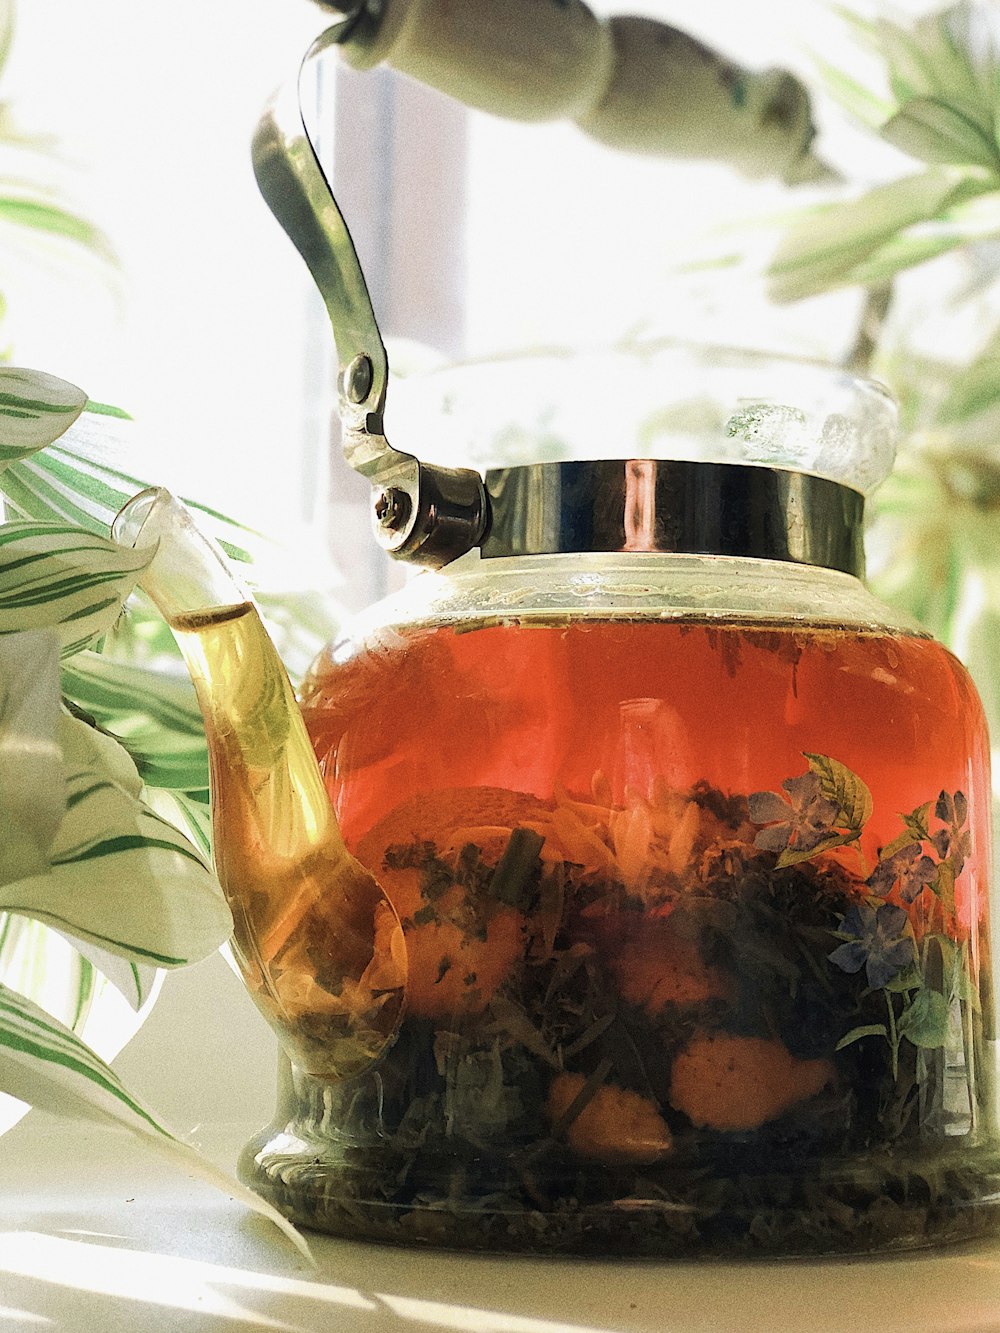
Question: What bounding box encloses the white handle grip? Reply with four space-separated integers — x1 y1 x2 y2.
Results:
338 0 826 183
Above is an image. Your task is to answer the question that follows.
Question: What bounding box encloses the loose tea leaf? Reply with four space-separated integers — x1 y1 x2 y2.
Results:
488 827 544 910
835 1022 889 1050
803 752 874 833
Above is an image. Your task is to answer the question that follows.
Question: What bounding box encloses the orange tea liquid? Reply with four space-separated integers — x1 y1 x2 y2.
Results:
303 618 991 933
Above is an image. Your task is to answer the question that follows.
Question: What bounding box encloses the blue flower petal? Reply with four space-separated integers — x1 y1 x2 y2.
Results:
840 903 876 939
829 940 867 974
865 934 915 989
899 856 937 903
754 823 793 853
783 773 820 804
875 903 909 937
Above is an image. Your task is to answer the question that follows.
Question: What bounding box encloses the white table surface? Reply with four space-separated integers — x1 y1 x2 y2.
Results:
4 1114 1000 1332
2 959 998 1333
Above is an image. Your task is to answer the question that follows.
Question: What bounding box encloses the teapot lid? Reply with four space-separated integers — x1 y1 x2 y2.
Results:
252 32 888 579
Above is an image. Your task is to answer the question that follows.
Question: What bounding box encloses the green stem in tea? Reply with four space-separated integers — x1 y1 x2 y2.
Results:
926 936 946 1133
886 988 899 1083
550 1056 615 1137
965 986 981 1130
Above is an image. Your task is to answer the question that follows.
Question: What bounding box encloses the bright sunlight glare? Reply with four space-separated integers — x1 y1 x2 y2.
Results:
378 1294 619 1333
0 1232 631 1333
0 1233 373 1328
0 1307 50 1328
3 0 943 544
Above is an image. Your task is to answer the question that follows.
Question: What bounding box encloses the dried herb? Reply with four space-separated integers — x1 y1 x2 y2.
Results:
488 827 545 909
250 760 1000 1257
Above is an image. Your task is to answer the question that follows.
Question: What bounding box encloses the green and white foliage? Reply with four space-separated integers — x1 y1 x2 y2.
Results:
770 2 1000 300
744 2 1000 763
0 981 310 1260
0 366 235 983
1 399 340 680
0 364 312 1253
1 402 264 565
0 522 152 656
0 375 229 991
0 629 63 884
0 367 87 463
0 708 229 971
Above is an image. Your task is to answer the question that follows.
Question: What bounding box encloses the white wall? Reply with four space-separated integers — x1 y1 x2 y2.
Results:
3 0 325 533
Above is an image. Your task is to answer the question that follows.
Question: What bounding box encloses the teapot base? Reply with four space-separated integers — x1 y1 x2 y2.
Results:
239 1089 1000 1258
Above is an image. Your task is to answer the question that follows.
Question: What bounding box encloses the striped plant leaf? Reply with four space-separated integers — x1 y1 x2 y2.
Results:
0 631 64 886
0 406 269 567
0 520 151 655
111 729 208 793
0 195 117 267
61 652 209 792
0 367 87 466
768 167 991 301
879 4 1000 138
0 913 100 1136
0 713 231 969
103 589 186 664
830 187 1000 290
0 915 100 1037
831 223 986 289
0 908 156 1048
50 933 159 1012
62 651 203 736
0 981 310 1260
152 788 213 858
811 53 897 130
881 97 1000 174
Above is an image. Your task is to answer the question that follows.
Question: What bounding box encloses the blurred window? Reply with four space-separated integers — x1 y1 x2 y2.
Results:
6 0 934 609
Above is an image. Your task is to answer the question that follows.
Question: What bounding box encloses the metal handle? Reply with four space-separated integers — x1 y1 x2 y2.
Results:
251 26 488 567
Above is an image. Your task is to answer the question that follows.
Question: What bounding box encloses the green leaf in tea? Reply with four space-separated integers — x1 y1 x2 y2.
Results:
803 752 873 833
835 1022 889 1051
775 830 856 870
897 987 951 1048
488 827 545 910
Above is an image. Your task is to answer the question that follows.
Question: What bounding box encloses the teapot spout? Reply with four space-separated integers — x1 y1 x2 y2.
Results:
113 488 404 1079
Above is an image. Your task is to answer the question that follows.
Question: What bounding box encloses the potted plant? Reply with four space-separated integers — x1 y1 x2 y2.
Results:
0 366 315 1252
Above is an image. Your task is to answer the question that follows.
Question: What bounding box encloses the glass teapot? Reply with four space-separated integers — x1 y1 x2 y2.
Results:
112 38 1000 1259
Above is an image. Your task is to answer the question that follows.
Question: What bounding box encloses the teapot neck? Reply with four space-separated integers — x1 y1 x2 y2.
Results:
480 459 865 577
